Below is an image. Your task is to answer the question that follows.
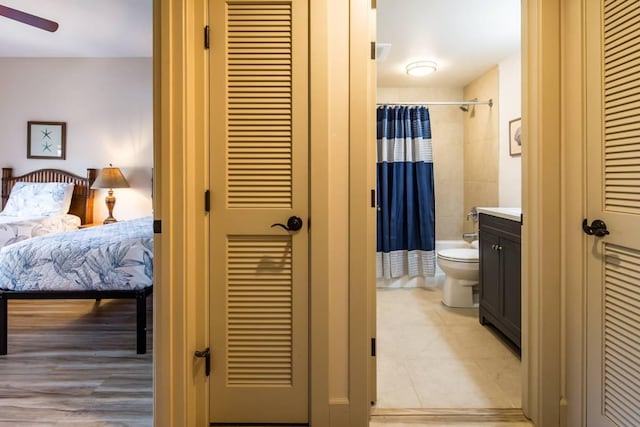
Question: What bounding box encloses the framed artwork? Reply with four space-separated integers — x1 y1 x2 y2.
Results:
509 117 522 156
27 121 66 160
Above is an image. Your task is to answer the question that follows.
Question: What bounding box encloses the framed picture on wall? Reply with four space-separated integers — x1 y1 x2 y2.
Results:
509 117 522 156
27 121 66 160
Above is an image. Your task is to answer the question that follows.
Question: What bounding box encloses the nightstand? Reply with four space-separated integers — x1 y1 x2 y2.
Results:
79 223 101 229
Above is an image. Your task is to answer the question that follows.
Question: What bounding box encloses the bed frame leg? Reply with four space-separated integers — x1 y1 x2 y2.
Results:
0 296 7 355
136 291 147 354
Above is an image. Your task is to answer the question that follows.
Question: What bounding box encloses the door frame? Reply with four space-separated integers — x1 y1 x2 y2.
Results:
153 0 338 425
357 0 574 425
151 0 586 425
520 0 563 424
519 0 586 425
561 0 588 425
355 0 568 424
153 1 210 425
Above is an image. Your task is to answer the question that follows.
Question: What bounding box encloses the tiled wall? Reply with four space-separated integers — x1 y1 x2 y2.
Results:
377 87 465 240
462 67 500 233
379 65 514 240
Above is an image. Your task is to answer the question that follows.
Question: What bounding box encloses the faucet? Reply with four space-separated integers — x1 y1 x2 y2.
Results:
466 207 478 222
462 232 478 244
464 207 479 243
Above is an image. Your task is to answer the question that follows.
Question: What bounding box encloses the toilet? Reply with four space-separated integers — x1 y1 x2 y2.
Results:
437 242 479 308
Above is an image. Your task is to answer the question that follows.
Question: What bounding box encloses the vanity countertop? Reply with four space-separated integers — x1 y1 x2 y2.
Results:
477 207 522 223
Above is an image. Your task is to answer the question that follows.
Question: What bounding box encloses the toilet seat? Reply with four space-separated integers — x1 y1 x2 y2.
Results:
437 248 479 263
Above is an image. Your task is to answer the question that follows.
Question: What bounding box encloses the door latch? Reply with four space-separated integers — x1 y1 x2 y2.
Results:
195 347 211 376
271 216 303 232
582 218 610 237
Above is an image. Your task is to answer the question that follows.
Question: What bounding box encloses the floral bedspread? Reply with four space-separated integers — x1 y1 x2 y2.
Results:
0 216 153 292
0 214 80 249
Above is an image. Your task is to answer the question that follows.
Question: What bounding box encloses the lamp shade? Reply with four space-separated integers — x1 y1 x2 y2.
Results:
91 165 130 189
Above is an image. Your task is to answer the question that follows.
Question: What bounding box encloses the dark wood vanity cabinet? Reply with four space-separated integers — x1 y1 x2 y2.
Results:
479 213 521 351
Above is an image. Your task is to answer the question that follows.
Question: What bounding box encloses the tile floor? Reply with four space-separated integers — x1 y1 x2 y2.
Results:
374 287 522 409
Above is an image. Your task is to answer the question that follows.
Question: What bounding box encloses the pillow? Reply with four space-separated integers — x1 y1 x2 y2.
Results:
0 182 75 217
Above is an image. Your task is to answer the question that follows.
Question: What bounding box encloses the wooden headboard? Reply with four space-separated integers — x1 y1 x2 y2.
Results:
1 168 98 225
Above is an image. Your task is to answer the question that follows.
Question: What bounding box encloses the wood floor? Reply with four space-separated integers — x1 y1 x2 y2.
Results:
0 298 153 426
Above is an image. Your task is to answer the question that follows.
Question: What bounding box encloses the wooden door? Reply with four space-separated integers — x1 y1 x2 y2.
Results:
585 1 640 425
209 0 309 423
500 236 521 343
479 226 501 318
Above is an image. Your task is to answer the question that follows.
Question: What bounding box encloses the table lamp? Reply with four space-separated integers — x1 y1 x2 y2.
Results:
91 164 130 224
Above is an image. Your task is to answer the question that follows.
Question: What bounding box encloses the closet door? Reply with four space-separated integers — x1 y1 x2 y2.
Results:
585 0 640 425
209 0 309 423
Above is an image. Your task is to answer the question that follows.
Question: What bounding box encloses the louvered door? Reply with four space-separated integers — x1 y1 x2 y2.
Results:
585 1 640 425
209 0 309 423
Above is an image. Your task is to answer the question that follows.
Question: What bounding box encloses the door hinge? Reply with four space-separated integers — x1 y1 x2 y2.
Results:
195 347 211 376
204 25 210 49
204 190 211 212
370 189 376 208
371 337 376 357
371 0 377 9
370 41 376 60
153 220 162 234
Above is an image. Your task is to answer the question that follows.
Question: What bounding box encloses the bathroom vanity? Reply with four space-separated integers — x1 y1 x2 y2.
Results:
477 208 522 352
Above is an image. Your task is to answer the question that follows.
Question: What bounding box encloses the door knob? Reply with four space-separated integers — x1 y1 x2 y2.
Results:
271 216 303 232
582 218 609 237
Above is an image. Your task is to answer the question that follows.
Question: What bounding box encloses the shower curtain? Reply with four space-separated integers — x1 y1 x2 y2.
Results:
376 105 436 279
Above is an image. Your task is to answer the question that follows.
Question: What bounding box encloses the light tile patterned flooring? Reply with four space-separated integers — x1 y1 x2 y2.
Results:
374 287 522 409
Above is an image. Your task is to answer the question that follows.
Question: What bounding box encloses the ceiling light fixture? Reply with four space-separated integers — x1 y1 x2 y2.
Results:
406 60 438 77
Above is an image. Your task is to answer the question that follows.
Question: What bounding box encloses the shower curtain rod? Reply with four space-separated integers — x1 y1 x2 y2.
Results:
377 99 493 107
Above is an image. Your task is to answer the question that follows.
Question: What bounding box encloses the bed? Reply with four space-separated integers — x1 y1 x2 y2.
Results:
0 168 97 249
0 216 154 355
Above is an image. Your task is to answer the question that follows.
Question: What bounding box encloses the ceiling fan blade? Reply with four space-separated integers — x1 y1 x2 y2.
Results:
0 5 58 32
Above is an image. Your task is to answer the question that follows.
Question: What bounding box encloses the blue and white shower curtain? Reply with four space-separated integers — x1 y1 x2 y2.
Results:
376 105 436 279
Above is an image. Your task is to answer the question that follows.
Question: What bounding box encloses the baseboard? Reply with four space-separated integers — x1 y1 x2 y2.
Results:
329 398 350 426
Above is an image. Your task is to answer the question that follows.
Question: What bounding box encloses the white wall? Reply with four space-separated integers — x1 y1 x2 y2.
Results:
498 52 522 207
0 58 153 222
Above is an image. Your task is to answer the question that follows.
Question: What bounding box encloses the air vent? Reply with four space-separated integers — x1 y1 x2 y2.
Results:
603 243 640 425
603 0 640 215
226 1 293 209
226 236 293 386
376 43 392 62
